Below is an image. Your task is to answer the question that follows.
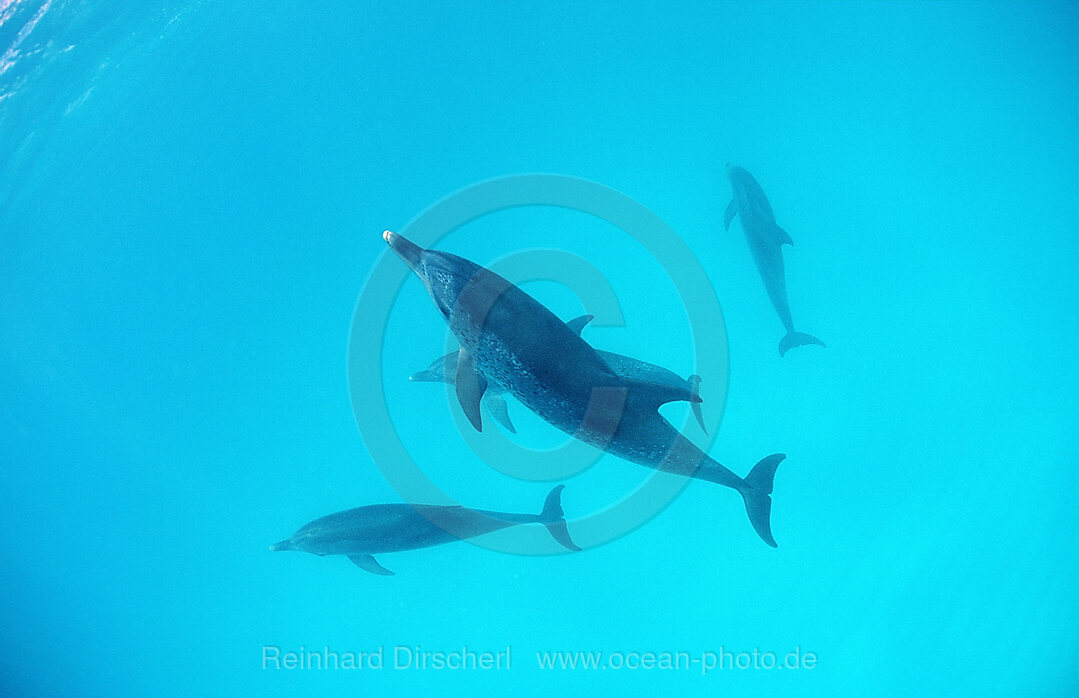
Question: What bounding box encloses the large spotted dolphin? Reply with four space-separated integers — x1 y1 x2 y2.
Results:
724 164 825 356
410 314 706 435
383 230 785 547
270 486 579 575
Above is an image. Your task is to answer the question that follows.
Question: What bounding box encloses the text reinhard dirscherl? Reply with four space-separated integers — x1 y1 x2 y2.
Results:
261 645 818 674
262 645 511 671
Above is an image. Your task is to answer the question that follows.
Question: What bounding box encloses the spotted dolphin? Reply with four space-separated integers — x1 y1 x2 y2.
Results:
270 485 579 575
410 314 706 435
724 164 825 356
383 230 785 547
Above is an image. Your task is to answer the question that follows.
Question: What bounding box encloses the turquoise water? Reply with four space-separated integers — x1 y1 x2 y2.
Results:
3 1 1078 695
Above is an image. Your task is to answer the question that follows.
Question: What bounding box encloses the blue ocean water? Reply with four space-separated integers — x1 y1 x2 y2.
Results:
2 1 1078 695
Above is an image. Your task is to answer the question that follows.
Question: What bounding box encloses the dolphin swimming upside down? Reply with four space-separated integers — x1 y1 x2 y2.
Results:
271 485 579 575
384 230 786 547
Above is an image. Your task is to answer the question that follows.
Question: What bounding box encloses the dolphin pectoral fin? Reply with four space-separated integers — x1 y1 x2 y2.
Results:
723 199 737 230
482 392 516 433
771 224 793 246
349 554 395 576
687 374 706 434
455 348 487 432
565 314 594 336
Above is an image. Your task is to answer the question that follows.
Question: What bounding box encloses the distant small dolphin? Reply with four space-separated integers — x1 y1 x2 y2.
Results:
410 314 706 435
271 486 579 575
724 164 825 356
384 230 785 547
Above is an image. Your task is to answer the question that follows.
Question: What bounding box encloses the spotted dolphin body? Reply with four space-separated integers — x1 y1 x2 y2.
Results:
724 165 824 356
410 314 706 435
383 230 785 547
271 486 579 575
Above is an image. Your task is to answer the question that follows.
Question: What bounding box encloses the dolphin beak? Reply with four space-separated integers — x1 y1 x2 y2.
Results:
270 539 294 552
409 369 437 382
384 230 424 272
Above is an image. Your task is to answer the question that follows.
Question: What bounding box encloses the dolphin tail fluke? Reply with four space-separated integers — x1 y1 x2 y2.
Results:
778 331 825 357
745 453 784 494
739 454 786 548
687 374 706 434
539 485 581 551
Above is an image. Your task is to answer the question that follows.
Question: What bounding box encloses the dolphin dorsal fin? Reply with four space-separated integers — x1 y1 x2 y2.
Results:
565 314 594 336
624 378 703 413
771 224 793 246
455 348 487 432
687 374 706 434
